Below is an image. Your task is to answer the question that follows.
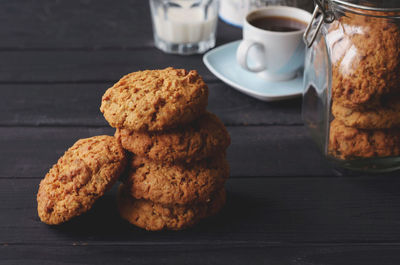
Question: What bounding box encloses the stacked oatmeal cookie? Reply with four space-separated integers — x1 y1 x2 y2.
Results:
326 15 400 160
101 67 231 231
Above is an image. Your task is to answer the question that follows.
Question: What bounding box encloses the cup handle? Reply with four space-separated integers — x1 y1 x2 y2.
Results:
236 40 266 73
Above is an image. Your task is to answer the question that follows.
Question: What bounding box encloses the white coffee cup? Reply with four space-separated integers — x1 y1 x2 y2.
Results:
236 6 312 81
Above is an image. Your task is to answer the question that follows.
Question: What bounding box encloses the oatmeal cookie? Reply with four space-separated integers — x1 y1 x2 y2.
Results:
329 119 400 160
100 67 208 131
117 184 226 231
327 14 400 107
115 112 231 163
332 100 400 129
37 136 127 225
125 155 229 206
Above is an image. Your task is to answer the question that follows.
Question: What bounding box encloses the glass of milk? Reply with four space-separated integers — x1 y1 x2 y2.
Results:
149 0 219 55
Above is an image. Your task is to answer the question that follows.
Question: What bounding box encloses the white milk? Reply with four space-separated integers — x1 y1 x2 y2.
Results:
153 6 217 44
219 0 254 27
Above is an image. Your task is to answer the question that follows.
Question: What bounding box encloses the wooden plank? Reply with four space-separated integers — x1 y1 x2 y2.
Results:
0 0 242 50
0 83 302 126
0 126 335 180
2 177 400 245
0 50 219 83
1 244 400 265
0 0 148 49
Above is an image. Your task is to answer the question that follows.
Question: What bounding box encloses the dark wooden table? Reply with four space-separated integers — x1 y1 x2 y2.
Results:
2 1 400 264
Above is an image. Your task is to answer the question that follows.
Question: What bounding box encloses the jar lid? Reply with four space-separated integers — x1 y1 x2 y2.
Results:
304 0 400 47
332 0 400 11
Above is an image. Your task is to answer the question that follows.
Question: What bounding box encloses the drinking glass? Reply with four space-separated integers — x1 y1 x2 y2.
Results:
149 0 219 55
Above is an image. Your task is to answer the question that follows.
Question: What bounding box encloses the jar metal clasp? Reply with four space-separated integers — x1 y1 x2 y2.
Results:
303 0 335 48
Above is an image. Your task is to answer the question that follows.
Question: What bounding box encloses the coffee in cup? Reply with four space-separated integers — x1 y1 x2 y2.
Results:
236 6 312 81
249 16 307 32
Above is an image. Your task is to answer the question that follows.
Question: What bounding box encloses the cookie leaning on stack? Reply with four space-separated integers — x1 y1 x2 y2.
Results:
101 67 231 231
327 14 400 160
37 136 127 225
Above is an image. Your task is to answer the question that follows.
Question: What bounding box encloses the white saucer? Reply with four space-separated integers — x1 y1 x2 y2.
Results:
203 40 304 102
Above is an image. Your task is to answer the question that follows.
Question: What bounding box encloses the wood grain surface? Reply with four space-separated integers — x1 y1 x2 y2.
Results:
3 176 400 243
1 1 399 264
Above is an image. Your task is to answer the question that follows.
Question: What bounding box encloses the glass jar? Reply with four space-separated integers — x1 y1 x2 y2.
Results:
303 0 400 172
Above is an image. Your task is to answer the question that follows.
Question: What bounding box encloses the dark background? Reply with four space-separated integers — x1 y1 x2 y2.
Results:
1 1 400 264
